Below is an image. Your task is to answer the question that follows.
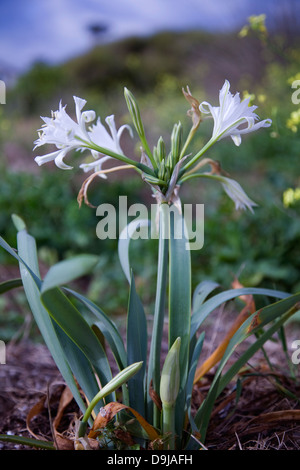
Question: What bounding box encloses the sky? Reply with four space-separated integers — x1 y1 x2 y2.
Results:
0 0 298 74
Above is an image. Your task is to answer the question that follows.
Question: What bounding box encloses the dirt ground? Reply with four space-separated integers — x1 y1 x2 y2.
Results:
1 309 300 451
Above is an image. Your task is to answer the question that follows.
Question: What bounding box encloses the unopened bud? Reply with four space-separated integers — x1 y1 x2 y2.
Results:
158 159 166 181
160 337 181 406
157 136 166 162
124 87 145 139
170 122 182 166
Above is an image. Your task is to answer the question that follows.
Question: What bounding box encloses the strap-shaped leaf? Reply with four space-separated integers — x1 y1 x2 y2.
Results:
185 331 205 433
168 206 191 438
41 254 99 292
147 203 169 425
192 280 220 313
191 292 300 445
8 230 90 416
53 323 101 409
12 230 114 410
190 287 290 339
64 288 127 371
118 218 150 283
126 271 147 417
40 286 114 402
0 278 23 294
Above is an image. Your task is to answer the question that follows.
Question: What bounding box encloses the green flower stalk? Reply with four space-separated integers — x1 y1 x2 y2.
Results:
78 361 143 438
160 337 181 449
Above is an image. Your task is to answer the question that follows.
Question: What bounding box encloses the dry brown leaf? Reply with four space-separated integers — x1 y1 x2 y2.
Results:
52 386 74 431
247 410 300 426
26 385 77 450
235 410 300 436
114 428 136 446
149 379 162 411
88 402 160 442
26 395 48 441
52 386 76 450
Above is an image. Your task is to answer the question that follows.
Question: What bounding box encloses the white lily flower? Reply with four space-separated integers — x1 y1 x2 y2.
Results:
219 175 257 212
34 96 96 169
199 80 272 146
79 115 133 177
79 156 112 179
188 172 257 212
34 98 132 172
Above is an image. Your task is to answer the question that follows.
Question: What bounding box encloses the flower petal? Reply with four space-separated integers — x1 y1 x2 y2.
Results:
199 80 272 145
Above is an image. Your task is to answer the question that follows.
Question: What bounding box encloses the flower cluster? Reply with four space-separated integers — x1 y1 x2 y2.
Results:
34 80 272 212
34 96 132 176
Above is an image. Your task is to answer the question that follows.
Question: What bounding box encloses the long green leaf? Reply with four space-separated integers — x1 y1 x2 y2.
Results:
40 286 115 403
217 293 300 395
118 219 150 283
147 203 169 425
168 206 192 439
9 230 112 414
192 293 300 444
53 324 101 409
189 280 219 366
126 271 148 417
42 254 99 292
65 288 127 371
0 234 41 288
0 278 23 294
192 280 220 313
12 230 89 416
185 331 205 434
190 287 290 339
0 434 55 450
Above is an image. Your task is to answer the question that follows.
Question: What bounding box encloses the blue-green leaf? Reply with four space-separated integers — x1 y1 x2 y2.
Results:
126 271 147 417
65 288 127 371
191 287 290 339
118 219 150 283
13 230 90 416
41 254 99 292
168 206 192 439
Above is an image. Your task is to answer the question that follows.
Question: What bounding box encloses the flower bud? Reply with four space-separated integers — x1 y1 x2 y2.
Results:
170 122 182 166
160 337 181 407
124 87 145 139
157 136 166 162
158 159 166 181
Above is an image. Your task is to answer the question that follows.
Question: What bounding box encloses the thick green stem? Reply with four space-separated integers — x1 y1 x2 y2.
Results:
147 203 169 427
162 403 176 450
